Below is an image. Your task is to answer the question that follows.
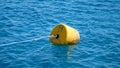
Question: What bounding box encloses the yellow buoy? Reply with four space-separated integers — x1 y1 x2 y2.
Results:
50 24 80 45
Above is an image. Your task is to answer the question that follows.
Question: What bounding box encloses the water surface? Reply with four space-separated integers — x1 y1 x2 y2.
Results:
0 0 120 68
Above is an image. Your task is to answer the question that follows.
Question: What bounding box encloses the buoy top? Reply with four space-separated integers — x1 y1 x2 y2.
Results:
50 24 80 45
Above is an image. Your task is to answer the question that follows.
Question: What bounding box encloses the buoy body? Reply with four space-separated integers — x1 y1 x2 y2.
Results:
50 24 80 45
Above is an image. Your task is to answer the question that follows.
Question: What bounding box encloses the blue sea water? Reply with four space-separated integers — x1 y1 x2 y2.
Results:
0 0 120 68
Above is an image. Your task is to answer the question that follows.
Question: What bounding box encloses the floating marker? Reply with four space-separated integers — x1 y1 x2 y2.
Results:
50 24 80 45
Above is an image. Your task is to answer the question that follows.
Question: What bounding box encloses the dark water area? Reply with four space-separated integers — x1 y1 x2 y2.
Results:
0 0 120 68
